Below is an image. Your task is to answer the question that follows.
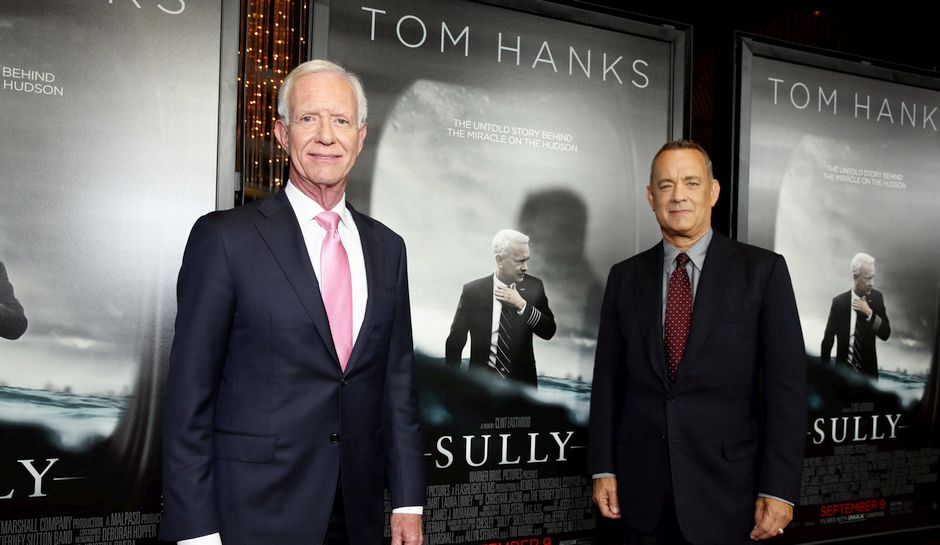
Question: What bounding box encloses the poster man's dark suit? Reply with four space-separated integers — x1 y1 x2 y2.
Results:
445 275 555 388
0 262 27 340
160 190 425 545
588 233 807 545
820 289 890 379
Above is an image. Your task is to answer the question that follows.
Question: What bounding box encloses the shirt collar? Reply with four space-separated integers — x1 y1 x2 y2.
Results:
285 180 350 227
493 273 512 290
662 228 713 272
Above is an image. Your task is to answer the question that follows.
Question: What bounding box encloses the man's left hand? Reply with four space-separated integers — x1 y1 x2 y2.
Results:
390 513 423 545
750 497 793 541
495 286 525 311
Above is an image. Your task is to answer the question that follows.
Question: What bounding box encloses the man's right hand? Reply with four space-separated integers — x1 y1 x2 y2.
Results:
592 477 621 519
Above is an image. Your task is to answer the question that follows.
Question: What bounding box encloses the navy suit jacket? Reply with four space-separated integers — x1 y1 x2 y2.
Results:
160 190 425 545
588 233 807 545
0 262 27 340
444 275 555 388
820 289 890 379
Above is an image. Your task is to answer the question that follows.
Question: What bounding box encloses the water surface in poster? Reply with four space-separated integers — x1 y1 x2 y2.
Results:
0 1 221 542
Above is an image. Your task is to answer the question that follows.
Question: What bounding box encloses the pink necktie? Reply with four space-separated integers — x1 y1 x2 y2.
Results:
315 211 352 370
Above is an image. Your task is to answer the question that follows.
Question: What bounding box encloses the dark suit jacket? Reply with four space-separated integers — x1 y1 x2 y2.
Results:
160 190 426 545
588 233 807 545
445 275 555 387
0 262 27 340
820 289 890 379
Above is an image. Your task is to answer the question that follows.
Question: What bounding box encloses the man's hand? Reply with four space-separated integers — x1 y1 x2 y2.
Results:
390 513 423 545
495 286 525 311
852 297 873 319
592 477 621 519
750 497 793 540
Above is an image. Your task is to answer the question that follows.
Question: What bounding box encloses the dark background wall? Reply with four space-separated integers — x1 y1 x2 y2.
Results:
557 0 939 237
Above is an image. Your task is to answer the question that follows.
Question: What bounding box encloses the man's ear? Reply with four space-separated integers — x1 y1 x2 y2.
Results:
274 119 289 151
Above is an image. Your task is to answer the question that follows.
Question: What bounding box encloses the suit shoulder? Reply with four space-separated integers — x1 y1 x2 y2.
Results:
192 199 265 233
725 237 782 264
349 206 406 248
522 274 546 288
608 243 659 276
463 275 493 291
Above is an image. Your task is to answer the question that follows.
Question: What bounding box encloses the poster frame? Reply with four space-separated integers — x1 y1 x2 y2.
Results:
733 33 940 544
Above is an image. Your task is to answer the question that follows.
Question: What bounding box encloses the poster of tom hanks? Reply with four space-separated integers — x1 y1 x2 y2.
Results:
737 37 940 543
311 1 688 543
0 0 224 542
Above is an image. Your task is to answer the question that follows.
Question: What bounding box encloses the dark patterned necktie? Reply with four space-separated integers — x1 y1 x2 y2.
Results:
494 302 513 378
664 253 692 385
849 305 865 371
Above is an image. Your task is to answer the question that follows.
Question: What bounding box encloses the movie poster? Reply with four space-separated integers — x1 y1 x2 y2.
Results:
0 1 227 543
312 1 687 543
737 38 940 542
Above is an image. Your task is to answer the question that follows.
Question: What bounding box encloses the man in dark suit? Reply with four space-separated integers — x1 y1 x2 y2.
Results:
160 60 425 545
445 229 556 388
820 252 890 379
0 261 27 340
588 140 807 544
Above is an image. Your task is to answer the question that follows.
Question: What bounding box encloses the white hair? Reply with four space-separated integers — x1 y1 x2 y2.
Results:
851 252 875 276
277 59 368 127
492 229 529 257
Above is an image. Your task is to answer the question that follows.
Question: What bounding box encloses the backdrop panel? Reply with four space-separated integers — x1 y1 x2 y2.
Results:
736 36 940 543
311 1 688 542
0 1 233 543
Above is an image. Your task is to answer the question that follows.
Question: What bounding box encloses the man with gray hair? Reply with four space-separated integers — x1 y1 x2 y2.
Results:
161 59 425 545
821 252 891 379
445 229 556 388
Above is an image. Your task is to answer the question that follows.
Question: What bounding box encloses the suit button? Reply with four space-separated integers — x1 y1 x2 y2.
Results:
329 433 340 444
659 433 666 441
341 379 348 387
667 395 674 401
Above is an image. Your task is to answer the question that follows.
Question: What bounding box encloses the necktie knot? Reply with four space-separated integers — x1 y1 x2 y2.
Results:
676 253 690 269
315 210 341 231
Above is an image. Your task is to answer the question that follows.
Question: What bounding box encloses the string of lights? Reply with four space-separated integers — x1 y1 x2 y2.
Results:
237 0 307 203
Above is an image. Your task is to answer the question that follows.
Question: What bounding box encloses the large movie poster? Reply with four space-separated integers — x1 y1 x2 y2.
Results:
737 38 940 542
0 2 227 543
312 1 687 543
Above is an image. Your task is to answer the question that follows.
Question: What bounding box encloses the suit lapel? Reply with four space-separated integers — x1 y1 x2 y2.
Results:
345 205 382 374
678 233 735 376
637 244 669 388
255 190 339 364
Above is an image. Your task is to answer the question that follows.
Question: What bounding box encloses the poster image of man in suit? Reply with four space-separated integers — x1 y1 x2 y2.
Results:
820 252 891 380
0 261 27 340
160 60 425 545
445 229 556 389
588 140 807 544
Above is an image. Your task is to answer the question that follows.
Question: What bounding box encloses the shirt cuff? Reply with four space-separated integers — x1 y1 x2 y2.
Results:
758 493 794 506
592 473 616 479
392 506 423 515
179 533 222 545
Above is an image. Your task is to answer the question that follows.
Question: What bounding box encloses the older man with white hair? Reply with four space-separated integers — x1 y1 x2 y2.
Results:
821 252 891 379
445 229 556 388
161 59 425 545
